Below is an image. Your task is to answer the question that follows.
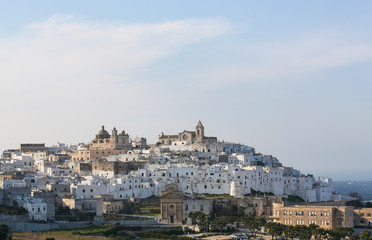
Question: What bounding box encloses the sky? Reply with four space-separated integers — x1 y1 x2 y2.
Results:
0 1 371 181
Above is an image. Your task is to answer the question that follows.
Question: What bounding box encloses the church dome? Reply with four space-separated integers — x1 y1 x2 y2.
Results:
96 125 110 139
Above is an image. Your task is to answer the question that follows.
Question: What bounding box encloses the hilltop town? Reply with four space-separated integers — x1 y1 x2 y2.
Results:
0 121 371 234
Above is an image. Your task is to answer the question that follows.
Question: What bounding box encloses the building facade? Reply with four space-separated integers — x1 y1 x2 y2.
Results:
158 121 217 145
271 201 354 230
71 126 130 161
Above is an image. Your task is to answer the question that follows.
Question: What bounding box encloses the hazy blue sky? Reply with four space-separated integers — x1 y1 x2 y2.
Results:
1 1 371 181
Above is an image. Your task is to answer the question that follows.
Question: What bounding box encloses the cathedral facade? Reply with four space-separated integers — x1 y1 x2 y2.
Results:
71 126 131 162
158 121 217 145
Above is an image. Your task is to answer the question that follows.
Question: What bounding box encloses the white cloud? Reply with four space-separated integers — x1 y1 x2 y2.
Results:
0 15 230 101
183 34 372 88
0 15 229 149
2 16 228 84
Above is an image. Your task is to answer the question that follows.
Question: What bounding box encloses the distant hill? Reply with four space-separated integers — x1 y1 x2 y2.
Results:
333 181 372 202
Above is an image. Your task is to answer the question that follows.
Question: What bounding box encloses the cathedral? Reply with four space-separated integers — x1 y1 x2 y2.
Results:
158 121 217 145
71 126 131 162
90 126 130 150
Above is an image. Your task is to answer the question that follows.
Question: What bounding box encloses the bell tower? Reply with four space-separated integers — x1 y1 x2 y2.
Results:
112 127 118 144
195 120 204 141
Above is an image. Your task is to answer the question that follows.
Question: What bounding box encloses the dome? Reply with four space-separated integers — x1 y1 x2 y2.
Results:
96 125 110 139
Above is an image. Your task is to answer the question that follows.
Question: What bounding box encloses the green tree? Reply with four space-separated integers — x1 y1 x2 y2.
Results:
188 211 211 232
242 216 266 237
318 228 330 240
283 225 297 240
339 227 354 239
215 216 229 232
308 224 320 240
0 225 9 240
328 227 354 240
265 222 284 239
294 225 312 240
359 230 372 240
365 202 372 208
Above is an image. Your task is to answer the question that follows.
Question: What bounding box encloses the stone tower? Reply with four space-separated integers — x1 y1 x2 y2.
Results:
195 120 204 141
112 127 118 143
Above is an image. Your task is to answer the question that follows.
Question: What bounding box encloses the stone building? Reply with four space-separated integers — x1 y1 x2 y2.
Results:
271 201 354 230
20 144 45 153
90 126 130 150
62 198 98 212
160 184 213 225
71 126 131 161
46 183 71 198
32 190 56 217
158 121 217 146
353 208 372 227
91 159 144 177
78 162 92 175
160 184 184 224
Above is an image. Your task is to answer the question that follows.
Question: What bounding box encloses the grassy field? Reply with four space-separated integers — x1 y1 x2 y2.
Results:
12 225 114 240
11 224 175 240
12 231 108 240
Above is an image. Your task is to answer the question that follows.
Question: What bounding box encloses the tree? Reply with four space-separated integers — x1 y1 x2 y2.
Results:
318 228 330 240
308 224 320 240
227 216 238 231
0 225 8 240
327 228 353 240
336 227 354 239
215 216 229 232
188 211 211 232
359 230 372 240
365 202 372 208
283 225 297 240
265 222 284 240
294 225 312 240
242 216 266 237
